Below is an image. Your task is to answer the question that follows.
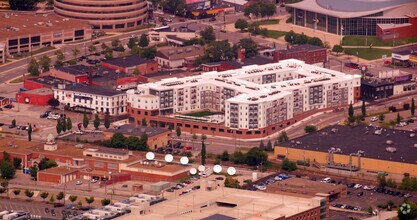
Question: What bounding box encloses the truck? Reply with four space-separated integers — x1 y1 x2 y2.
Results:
116 82 138 91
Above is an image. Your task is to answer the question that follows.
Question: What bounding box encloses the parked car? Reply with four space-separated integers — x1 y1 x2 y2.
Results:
344 62 359 69
370 117 378 122
363 185 375 190
209 17 216 22
54 203 64 208
76 180 83 185
321 177 331 183
353 184 362 189
74 130 84 135
179 18 185 22
4 104 13 109
91 179 98 183
9 124 16 128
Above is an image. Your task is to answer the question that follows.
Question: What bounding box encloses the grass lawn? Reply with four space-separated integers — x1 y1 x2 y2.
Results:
184 111 218 117
10 75 25 84
344 48 392 60
262 30 288 39
342 36 417 47
253 19 280 26
14 46 56 58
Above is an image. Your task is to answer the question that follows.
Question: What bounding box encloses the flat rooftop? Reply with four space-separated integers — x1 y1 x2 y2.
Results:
266 177 345 197
22 88 53 95
105 124 169 137
60 84 125 96
39 166 79 175
26 76 74 88
278 44 326 53
127 161 187 173
0 12 89 40
103 55 154 67
136 186 322 220
278 125 417 164
0 138 42 155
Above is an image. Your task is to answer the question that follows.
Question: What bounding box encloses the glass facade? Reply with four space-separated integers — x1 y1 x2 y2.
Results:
291 8 409 36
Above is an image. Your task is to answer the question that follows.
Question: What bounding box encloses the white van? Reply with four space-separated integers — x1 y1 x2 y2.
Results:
321 177 331 183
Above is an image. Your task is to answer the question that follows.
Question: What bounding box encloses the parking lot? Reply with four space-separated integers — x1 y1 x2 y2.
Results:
0 199 68 219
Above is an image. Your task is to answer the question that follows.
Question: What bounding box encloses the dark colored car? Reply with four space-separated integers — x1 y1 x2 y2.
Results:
54 203 64 208
209 17 216 21
4 104 13 109
45 208 49 213
344 62 359 69
9 124 16 128
357 192 364 197
215 177 224 181
310 177 317 181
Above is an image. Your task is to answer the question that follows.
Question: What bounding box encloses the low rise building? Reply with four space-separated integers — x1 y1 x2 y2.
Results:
53 84 127 115
155 45 204 69
0 97 10 108
37 166 79 184
16 88 54 106
361 73 415 100
24 76 72 90
0 43 5 64
273 44 327 66
201 55 274 72
148 26 198 46
103 124 171 150
127 59 361 139
391 45 417 67
0 12 92 56
101 55 158 75
274 125 417 177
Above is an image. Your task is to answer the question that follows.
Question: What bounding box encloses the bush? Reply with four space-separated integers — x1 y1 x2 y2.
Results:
285 17 293 23
282 158 297 172
304 125 317 133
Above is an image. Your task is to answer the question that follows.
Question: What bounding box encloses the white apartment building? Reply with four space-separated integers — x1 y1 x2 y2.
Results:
127 59 361 131
54 84 127 116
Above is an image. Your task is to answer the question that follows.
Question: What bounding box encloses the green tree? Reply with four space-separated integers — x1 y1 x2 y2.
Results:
139 34 149 48
332 45 344 55
160 0 186 14
201 140 206 165
27 58 40 76
56 119 62 134
69 195 78 204
38 158 58 171
104 114 110 129
40 192 49 201
284 30 297 44
234 38 259 58
367 206 373 215
13 157 22 169
48 98 60 108
244 2 261 19
183 38 205 46
85 197 95 207
295 33 308 44
72 48 80 60
29 166 38 180
13 189 21 197
141 118 147 126
3 151 10 162
140 46 157 59
0 187 6 196
377 174 387 188
348 103 354 118
27 124 32 141
361 101 366 118
77 200 82 206
277 131 289 143
66 117 72 131
111 39 121 49
176 126 181 139
221 150 229 161
83 112 89 129
24 189 34 200
49 194 55 204
304 125 317 133
39 55 51 72
307 37 323 47
282 158 297 171
224 177 240 188
133 68 140 76
11 119 16 127
266 140 273 151
55 50 65 61
9 0 40 10
379 113 385 121
201 134 207 142
0 160 15 179
128 37 138 49
204 40 234 62
105 48 113 59
61 118 67 133
56 192 64 202
88 45 97 55
200 26 216 44
245 147 268 166
411 98 415 116
101 198 111 206
259 140 265 151
46 0 54 8
93 114 100 130
396 113 401 125
234 19 249 31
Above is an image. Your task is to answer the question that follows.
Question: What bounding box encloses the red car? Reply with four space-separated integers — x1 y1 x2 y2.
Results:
344 62 359 69
179 18 185 22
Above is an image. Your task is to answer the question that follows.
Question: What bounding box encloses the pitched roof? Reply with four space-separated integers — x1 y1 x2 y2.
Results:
156 45 204 61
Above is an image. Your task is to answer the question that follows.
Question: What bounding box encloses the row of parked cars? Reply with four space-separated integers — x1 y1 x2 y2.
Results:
250 174 290 191
156 142 192 155
166 176 201 193
374 187 412 198
332 203 363 211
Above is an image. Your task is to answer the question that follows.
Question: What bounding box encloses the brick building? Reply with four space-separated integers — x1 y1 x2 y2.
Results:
155 45 204 69
0 43 5 64
16 88 54 106
101 55 158 75
201 55 273 72
273 44 327 66
376 16 417 42
24 76 73 90
0 96 10 108
49 66 89 83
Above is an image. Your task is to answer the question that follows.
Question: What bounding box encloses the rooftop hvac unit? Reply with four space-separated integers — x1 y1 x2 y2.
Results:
386 147 397 153
386 140 393 145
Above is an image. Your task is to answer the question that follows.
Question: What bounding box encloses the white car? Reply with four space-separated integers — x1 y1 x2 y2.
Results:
274 176 282 181
74 130 84 135
363 185 375 190
353 184 362 189
52 114 60 120
321 177 331 183
76 180 83 185
370 117 378 122
256 185 266 190
91 179 98 183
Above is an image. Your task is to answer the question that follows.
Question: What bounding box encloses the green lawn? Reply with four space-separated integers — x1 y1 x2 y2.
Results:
253 19 280 26
342 36 417 47
14 46 56 58
9 76 25 84
344 48 392 60
261 30 288 39
184 111 218 117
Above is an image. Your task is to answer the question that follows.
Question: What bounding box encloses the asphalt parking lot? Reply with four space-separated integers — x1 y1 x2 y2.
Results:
0 199 67 219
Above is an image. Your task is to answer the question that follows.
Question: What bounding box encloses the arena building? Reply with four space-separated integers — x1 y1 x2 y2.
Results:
127 59 361 139
274 125 417 177
288 0 417 41
54 0 148 31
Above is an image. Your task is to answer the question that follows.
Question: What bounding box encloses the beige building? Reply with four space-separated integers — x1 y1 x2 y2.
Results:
0 12 92 56
54 0 148 31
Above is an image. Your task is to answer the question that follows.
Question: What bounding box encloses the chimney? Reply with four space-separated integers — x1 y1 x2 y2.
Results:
237 48 245 62
273 50 281 62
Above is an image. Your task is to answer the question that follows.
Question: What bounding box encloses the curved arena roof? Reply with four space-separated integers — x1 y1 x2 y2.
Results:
289 0 417 18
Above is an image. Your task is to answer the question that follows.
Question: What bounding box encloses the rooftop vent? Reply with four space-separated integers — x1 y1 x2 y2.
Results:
386 140 393 145
386 147 397 153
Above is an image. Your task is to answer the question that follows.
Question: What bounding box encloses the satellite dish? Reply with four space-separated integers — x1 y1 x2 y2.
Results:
165 154 173 163
227 167 236 176
180 156 189 165
198 165 206 172
190 168 197 175
213 165 222 173
146 152 155 160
